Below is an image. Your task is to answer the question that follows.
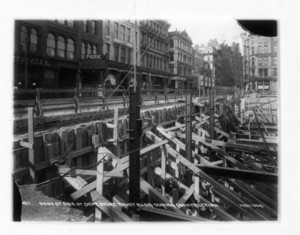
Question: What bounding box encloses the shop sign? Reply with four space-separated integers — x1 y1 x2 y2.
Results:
81 54 104 60
14 56 51 66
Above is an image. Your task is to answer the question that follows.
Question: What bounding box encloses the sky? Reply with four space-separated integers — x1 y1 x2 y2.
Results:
169 17 246 52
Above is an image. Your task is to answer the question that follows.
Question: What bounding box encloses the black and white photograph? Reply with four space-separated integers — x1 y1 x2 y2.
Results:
1 0 300 234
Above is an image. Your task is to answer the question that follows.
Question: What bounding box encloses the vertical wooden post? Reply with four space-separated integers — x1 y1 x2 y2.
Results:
28 107 36 182
95 148 105 222
185 92 193 186
75 127 82 168
160 145 166 196
129 20 141 205
113 107 120 157
209 89 215 140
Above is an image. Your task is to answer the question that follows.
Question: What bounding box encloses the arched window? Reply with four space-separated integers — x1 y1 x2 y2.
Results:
67 39 74 60
47 33 55 56
57 36 65 58
30 29 38 53
87 44 91 54
92 45 97 55
20 26 28 52
81 43 86 56
251 58 255 66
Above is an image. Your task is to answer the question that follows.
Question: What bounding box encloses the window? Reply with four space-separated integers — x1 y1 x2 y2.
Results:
264 57 268 66
126 28 130 42
273 57 277 65
92 45 97 55
83 20 87 32
274 68 277 76
30 29 38 53
67 39 74 59
127 49 131 64
258 57 262 65
121 47 126 63
273 45 277 53
57 36 65 58
258 46 262 53
105 20 110 35
263 68 268 77
87 44 91 54
259 69 263 77
20 26 28 52
114 46 119 61
66 20 74 27
81 43 86 56
170 52 174 61
47 33 55 57
114 23 119 38
120 25 125 40
264 45 268 53
105 43 110 59
91 21 96 35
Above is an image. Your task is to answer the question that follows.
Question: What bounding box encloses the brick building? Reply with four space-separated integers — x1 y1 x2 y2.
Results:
14 20 103 89
241 33 278 92
168 30 193 90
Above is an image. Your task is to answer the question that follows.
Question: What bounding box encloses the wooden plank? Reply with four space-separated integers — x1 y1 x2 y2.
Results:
75 127 83 168
95 148 104 221
91 191 133 222
178 184 195 204
28 107 35 182
63 176 87 191
147 131 268 220
160 145 166 196
156 126 213 167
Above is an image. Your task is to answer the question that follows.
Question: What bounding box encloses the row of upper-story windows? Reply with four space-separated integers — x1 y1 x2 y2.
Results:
46 33 75 59
251 44 277 54
141 53 168 71
170 38 192 54
82 20 97 35
141 33 169 53
140 20 168 39
109 43 132 64
18 25 101 60
53 20 75 28
81 43 98 57
105 20 131 42
19 26 38 53
169 52 192 65
251 56 277 66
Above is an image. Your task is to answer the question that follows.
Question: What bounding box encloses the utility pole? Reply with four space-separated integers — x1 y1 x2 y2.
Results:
209 68 215 140
25 37 28 89
129 20 141 206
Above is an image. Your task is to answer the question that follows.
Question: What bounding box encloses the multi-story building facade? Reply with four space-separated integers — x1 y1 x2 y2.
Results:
192 47 212 95
219 43 243 88
197 46 221 88
139 20 171 90
168 30 193 90
14 20 103 90
241 33 278 92
101 20 140 90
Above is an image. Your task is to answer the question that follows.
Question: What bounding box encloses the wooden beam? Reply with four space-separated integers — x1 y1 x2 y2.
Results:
198 165 278 184
147 131 268 220
28 107 36 182
91 191 133 222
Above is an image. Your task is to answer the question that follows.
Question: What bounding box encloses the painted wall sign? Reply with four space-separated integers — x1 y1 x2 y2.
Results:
14 56 51 66
81 54 104 60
